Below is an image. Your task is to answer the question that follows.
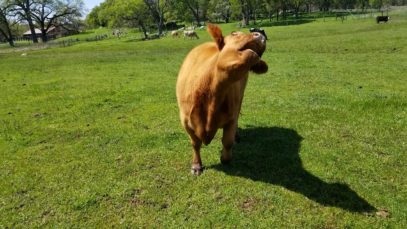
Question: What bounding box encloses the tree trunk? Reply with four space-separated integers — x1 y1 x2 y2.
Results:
195 8 201 25
26 17 38 43
239 0 249 26
139 21 148 39
295 6 300 19
186 3 200 25
143 0 166 36
41 29 48 42
158 13 164 35
21 0 38 43
242 14 249 26
7 29 14 46
8 39 14 47
191 9 200 25
242 8 249 25
253 8 256 25
0 13 15 47
224 13 230 23
0 29 14 47
223 8 231 23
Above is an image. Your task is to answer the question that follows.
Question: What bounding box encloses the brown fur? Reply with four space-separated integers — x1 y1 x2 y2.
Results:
176 24 268 175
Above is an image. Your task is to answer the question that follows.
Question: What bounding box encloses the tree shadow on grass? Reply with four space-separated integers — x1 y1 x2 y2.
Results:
209 126 375 213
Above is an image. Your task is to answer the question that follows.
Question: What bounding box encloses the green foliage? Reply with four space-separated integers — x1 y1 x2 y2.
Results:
86 5 106 28
1 9 407 227
207 0 233 22
86 0 407 28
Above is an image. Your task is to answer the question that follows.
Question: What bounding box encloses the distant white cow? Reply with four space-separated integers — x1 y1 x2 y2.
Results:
185 26 195 31
183 31 199 39
112 29 126 38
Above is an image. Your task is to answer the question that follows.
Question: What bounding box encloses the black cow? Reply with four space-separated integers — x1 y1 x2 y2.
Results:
376 16 390 23
249 28 268 40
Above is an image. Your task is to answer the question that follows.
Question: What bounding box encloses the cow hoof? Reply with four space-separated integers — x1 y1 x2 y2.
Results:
191 164 203 175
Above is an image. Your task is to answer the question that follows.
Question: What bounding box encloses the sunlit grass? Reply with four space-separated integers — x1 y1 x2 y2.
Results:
0 10 406 227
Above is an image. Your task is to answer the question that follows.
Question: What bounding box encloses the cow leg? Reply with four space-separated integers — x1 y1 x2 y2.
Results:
221 121 237 164
191 138 203 175
185 127 203 175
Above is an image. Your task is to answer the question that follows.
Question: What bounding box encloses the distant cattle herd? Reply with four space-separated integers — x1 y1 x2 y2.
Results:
164 14 389 42
170 26 202 39
170 26 269 40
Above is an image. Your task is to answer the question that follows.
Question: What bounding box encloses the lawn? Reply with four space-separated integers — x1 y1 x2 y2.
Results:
0 9 406 228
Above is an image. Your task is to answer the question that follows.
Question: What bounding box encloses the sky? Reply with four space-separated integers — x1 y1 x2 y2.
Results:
83 0 104 12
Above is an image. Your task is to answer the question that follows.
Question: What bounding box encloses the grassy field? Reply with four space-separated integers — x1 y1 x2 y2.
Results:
1 9 406 228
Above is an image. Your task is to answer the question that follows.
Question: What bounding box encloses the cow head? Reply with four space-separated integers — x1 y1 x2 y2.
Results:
207 24 268 74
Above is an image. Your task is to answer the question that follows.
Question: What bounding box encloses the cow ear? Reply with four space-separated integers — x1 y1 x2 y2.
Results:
207 24 224 50
251 60 268 74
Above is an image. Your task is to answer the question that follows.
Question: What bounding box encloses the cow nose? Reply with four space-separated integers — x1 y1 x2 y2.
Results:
252 32 265 43
252 32 261 37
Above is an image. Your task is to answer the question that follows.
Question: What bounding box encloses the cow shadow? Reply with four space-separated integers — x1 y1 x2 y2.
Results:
209 126 375 213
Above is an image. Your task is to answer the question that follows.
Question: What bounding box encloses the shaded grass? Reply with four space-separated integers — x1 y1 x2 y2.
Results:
0 10 406 227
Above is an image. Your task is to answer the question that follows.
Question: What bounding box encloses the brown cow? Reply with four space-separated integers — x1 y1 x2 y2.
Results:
176 24 268 175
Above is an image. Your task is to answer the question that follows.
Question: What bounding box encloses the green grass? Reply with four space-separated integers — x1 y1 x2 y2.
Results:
1 9 406 228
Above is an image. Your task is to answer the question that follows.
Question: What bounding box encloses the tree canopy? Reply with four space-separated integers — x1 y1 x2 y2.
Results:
0 0 84 44
86 0 406 31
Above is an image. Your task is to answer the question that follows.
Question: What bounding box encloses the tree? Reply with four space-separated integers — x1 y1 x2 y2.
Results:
291 0 305 18
143 0 170 36
304 0 313 13
234 0 251 26
0 2 15 46
371 0 391 9
114 0 151 39
181 0 209 25
232 0 265 26
94 0 115 27
270 0 283 21
86 0 152 39
318 0 332 11
208 0 232 23
232 0 263 26
30 0 84 42
9 0 39 43
262 0 275 21
334 0 357 9
86 4 107 27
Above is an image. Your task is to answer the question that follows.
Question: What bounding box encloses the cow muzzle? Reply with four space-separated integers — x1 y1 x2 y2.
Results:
252 32 266 44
